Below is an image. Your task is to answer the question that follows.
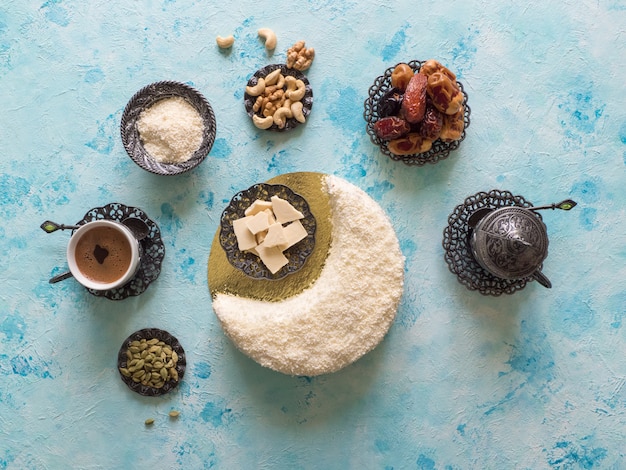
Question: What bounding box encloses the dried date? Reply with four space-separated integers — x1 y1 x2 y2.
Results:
388 133 433 155
419 106 443 140
378 88 404 118
390 63 414 91
401 73 427 124
374 116 410 140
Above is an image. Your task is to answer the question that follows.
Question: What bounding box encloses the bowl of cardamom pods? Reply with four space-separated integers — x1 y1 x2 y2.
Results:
117 328 186 396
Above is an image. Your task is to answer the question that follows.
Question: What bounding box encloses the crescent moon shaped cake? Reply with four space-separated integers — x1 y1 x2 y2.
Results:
208 172 404 376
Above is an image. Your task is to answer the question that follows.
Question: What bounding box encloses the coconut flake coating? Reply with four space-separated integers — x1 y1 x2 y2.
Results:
212 175 405 376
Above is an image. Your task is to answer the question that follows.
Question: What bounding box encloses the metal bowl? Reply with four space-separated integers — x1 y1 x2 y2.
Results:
219 183 316 279
117 328 186 397
243 64 313 132
363 59 471 166
120 81 216 175
470 206 549 281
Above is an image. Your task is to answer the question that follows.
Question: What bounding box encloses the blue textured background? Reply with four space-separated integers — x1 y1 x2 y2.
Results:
2 1 626 468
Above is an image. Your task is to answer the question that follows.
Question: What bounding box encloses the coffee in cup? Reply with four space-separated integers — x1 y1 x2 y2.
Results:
67 220 141 290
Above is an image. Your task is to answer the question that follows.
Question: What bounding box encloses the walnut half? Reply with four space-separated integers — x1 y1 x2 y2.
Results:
286 40 315 71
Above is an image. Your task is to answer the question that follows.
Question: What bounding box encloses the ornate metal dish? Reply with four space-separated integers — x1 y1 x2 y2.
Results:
470 206 549 281
364 59 471 166
75 203 164 300
120 81 216 175
219 183 316 279
442 190 541 296
243 64 313 132
117 328 186 397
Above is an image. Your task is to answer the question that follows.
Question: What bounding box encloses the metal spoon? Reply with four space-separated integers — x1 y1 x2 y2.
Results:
120 218 150 241
47 218 150 284
40 220 79 233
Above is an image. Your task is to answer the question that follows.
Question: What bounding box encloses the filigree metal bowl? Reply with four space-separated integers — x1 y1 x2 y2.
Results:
219 183 316 279
117 328 186 397
120 81 216 175
243 64 313 132
364 59 471 166
442 190 539 296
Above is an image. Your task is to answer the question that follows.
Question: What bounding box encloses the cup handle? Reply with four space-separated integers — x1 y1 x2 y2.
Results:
49 271 74 284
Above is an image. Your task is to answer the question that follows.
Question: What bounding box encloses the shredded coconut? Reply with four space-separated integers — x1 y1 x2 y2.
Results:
212 175 405 376
136 97 204 164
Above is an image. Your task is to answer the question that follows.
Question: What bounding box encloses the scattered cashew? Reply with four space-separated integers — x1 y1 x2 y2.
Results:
273 106 293 129
245 77 265 97
216 35 235 49
286 79 306 101
258 28 277 51
253 114 274 129
291 101 306 123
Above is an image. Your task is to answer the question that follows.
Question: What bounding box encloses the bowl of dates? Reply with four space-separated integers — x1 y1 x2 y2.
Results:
364 59 471 166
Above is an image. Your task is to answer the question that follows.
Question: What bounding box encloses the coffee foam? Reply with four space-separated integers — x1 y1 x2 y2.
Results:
74 226 133 284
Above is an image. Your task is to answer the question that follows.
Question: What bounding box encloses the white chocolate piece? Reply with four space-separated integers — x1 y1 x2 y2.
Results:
232 217 257 251
278 220 308 251
245 211 271 235
257 28 277 51
263 223 288 248
244 199 273 216
216 35 235 49
270 195 304 224
263 208 276 225
255 243 288 274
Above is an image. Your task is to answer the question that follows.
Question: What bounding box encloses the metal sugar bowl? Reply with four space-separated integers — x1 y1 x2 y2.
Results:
469 199 577 289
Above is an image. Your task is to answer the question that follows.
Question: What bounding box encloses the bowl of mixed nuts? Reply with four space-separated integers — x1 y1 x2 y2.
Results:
117 328 186 397
364 59 471 166
243 64 313 132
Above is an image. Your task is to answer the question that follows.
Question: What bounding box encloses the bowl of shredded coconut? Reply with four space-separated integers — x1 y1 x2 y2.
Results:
121 81 216 175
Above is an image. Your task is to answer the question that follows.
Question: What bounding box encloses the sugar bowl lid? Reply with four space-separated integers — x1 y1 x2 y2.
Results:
470 206 549 281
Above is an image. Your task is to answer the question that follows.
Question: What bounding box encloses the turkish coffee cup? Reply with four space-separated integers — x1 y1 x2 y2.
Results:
67 220 141 291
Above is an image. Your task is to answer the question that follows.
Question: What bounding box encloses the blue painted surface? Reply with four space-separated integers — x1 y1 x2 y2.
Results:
1 1 626 469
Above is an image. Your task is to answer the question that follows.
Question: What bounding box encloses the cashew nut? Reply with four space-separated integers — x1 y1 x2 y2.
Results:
216 35 235 49
291 101 306 123
264 68 282 86
258 28 277 51
275 74 285 89
284 75 297 92
286 79 306 101
253 114 274 130
273 106 293 129
245 77 265 97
